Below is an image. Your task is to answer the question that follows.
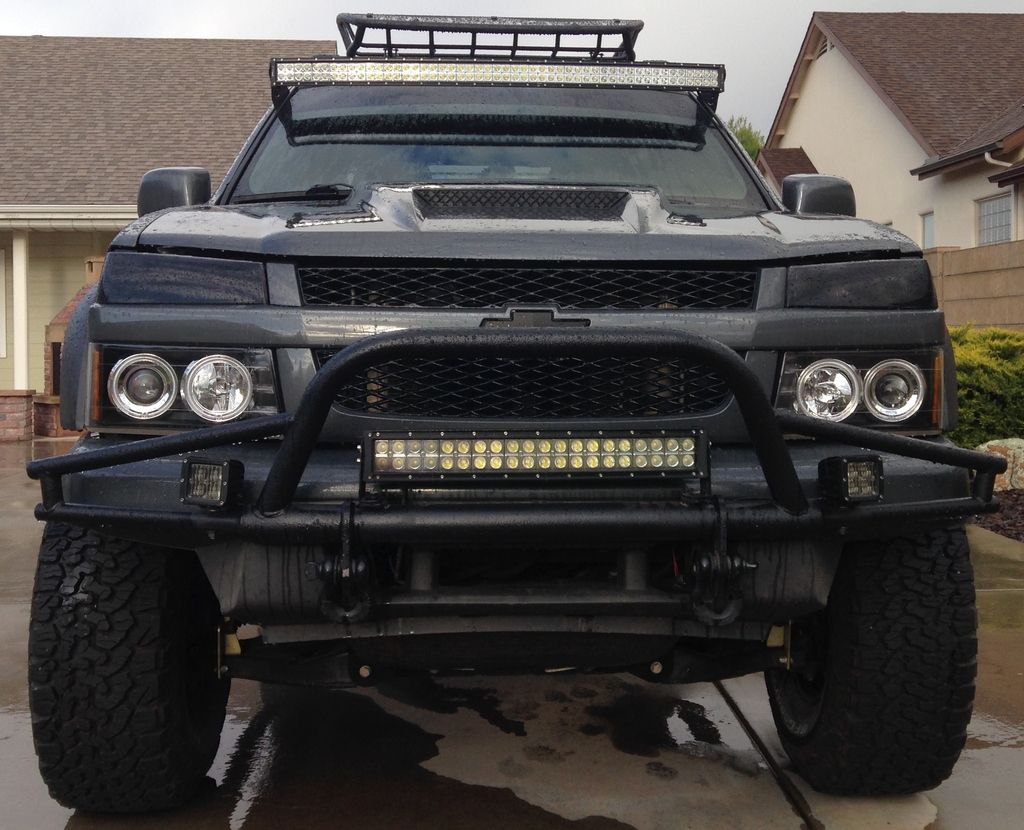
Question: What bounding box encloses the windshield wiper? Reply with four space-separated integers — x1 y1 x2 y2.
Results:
232 183 353 204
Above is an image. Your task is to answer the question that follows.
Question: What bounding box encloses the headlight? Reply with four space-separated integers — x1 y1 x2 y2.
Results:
93 346 277 429
181 355 254 422
794 359 861 422
863 360 925 422
107 354 177 419
776 350 941 432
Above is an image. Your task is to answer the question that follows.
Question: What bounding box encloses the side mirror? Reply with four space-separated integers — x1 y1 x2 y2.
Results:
782 174 856 217
137 167 211 216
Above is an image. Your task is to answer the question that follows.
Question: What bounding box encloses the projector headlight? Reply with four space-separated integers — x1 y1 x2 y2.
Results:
181 355 254 422
107 354 177 420
863 360 925 422
794 359 861 422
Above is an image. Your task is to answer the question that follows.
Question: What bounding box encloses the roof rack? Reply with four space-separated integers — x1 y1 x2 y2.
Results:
337 13 644 61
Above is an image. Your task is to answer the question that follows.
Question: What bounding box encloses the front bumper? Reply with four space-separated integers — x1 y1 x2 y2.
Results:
29 327 1003 547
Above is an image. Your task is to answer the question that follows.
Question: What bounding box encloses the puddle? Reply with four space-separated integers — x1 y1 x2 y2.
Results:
58 685 629 830
376 675 528 736
965 712 1024 750
585 688 723 757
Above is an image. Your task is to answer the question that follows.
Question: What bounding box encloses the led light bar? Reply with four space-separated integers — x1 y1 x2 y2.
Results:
365 430 708 482
272 59 725 92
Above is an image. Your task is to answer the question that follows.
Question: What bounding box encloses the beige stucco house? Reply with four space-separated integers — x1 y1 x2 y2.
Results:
0 35 332 423
758 12 1024 252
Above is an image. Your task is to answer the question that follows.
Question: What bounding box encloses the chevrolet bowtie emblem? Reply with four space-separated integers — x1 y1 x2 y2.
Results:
480 309 590 328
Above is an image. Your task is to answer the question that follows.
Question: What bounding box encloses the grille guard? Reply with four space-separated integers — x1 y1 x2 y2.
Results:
28 328 1005 540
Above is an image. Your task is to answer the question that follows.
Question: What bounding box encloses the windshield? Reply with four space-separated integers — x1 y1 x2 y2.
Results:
230 85 768 215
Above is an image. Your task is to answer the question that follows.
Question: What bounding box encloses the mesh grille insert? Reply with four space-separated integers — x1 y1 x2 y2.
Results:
315 351 734 419
298 263 758 310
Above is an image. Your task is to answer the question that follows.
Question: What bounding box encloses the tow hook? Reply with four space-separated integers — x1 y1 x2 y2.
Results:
690 500 757 626
304 504 372 622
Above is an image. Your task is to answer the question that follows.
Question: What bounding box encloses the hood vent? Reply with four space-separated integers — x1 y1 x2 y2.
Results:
413 188 627 221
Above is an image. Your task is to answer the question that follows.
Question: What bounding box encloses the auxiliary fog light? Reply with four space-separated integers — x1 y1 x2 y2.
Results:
107 353 177 420
795 359 861 422
818 455 884 506
179 457 244 509
182 355 253 422
367 431 706 481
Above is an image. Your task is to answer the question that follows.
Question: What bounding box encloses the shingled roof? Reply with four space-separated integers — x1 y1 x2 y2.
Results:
768 13 1024 175
0 36 335 206
756 147 818 191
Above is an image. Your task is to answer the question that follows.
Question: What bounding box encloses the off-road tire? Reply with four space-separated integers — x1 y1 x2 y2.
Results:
28 523 230 812
765 528 976 795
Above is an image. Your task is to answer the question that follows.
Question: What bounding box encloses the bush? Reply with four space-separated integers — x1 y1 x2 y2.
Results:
948 325 1024 448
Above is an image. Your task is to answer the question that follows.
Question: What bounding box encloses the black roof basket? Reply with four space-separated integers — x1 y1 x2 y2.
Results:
337 13 644 61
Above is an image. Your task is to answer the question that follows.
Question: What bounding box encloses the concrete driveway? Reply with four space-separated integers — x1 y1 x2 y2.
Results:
2 440 1022 829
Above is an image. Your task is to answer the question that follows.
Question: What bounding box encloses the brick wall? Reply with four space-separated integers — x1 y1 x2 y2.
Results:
0 390 34 441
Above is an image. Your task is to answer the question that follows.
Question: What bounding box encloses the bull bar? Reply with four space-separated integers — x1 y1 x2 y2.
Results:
27 328 1005 546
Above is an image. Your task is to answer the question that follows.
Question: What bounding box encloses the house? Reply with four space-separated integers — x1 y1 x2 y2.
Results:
760 12 1024 251
0 35 332 436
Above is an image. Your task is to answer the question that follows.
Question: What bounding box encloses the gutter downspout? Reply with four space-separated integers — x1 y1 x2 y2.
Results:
984 152 1013 169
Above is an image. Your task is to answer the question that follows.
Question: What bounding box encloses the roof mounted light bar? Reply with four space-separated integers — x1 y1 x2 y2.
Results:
337 13 644 61
271 58 725 96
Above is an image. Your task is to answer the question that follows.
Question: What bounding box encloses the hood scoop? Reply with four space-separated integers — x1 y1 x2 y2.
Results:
413 187 627 221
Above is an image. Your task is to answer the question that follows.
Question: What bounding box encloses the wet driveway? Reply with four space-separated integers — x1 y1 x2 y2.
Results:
2 440 1022 829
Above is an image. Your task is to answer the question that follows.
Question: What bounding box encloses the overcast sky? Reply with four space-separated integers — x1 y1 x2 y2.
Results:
7 0 1022 131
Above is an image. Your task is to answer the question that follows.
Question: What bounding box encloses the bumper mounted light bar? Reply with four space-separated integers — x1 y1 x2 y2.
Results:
365 429 708 483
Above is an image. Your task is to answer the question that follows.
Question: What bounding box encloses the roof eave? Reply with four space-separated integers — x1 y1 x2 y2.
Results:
910 142 1002 179
0 204 137 231
765 16 819 149
989 165 1024 186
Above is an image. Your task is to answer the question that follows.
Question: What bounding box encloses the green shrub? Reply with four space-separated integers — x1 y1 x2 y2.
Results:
948 325 1024 448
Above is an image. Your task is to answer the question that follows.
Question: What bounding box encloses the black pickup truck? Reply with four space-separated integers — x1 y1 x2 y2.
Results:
27 13 1003 812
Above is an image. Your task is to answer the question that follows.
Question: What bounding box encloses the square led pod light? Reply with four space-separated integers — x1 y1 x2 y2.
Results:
817 455 884 506
180 458 244 508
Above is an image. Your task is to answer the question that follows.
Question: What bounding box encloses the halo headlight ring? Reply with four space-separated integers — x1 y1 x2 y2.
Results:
181 354 254 423
107 353 177 420
863 359 925 422
794 359 862 422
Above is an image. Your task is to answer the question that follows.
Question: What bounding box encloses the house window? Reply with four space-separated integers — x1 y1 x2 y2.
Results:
977 193 1012 246
921 212 935 249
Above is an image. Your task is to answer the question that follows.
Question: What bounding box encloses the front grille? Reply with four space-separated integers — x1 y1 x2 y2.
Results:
414 188 627 220
315 351 733 419
297 263 758 310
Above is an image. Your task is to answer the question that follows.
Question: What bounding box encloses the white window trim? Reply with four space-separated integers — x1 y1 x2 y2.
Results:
920 211 935 250
0 251 6 359
975 191 1014 247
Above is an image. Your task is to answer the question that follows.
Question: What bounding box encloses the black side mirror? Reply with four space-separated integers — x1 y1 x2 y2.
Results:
137 168 211 216
782 174 856 217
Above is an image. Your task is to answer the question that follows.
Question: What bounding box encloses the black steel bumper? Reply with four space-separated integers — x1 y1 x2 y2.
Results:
28 328 1005 548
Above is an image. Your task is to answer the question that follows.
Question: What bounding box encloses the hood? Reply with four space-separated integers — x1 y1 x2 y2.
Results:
114 185 919 263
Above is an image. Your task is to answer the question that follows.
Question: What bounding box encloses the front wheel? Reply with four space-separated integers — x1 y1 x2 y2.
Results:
28 523 229 812
766 528 976 795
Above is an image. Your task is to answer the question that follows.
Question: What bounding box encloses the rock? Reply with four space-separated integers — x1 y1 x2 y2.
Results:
975 438 1024 491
